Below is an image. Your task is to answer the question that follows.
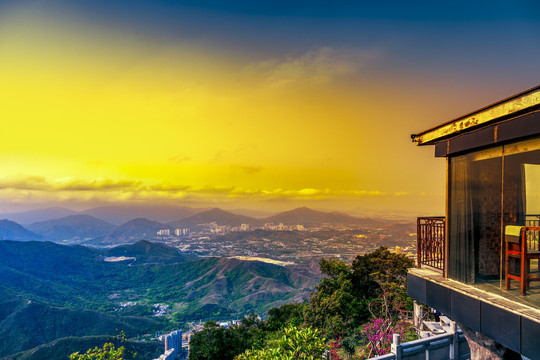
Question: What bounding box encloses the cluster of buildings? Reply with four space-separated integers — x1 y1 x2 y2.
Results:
263 222 305 231
208 222 306 234
209 223 251 234
160 223 308 237
152 304 170 317
157 228 190 236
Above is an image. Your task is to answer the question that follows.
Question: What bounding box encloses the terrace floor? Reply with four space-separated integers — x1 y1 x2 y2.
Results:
410 266 540 323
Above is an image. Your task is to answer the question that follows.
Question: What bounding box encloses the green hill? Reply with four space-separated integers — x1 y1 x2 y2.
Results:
106 240 196 264
5 336 162 360
0 240 317 358
0 299 164 357
27 215 115 241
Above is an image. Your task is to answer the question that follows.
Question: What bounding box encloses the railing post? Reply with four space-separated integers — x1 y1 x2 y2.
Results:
417 218 422 268
449 321 458 360
391 333 401 360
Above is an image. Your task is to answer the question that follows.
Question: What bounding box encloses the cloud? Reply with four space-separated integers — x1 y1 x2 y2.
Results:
168 154 191 164
148 183 191 192
231 165 264 174
296 188 321 196
394 192 408 196
0 174 50 190
0 174 393 205
54 177 142 191
245 47 382 88
0 175 142 192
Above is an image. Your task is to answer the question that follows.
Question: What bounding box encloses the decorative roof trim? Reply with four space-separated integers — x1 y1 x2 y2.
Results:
412 86 540 146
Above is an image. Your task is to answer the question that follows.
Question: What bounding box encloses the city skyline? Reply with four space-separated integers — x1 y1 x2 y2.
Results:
1 1 540 215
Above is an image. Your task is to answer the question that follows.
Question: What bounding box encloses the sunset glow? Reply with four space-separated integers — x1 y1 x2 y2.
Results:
1 1 539 214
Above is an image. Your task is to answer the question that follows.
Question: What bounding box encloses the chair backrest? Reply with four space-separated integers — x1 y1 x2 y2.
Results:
505 225 523 244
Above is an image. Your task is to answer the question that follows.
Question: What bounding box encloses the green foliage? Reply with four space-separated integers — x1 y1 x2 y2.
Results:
235 325 327 360
68 342 125 360
265 302 305 332
305 247 414 339
351 246 414 300
0 300 164 357
188 316 265 360
68 332 140 360
9 336 162 360
191 247 416 359
303 258 361 338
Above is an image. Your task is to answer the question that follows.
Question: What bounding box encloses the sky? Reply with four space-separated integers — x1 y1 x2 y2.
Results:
0 0 539 215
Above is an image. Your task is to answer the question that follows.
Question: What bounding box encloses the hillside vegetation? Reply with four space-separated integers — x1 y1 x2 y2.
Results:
0 240 317 358
188 247 417 360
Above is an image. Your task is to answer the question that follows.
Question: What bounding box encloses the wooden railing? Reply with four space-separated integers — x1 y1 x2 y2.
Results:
417 217 446 272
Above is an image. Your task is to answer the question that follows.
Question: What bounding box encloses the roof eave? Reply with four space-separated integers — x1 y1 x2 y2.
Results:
411 85 540 146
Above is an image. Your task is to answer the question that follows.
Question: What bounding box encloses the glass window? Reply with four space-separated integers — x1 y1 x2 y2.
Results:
448 148 502 283
447 137 540 308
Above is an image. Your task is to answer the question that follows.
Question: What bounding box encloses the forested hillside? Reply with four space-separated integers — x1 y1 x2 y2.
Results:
0 240 318 358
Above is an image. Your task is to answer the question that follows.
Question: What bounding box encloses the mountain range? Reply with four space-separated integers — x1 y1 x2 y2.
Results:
0 207 385 243
263 206 382 226
27 215 115 241
168 207 259 227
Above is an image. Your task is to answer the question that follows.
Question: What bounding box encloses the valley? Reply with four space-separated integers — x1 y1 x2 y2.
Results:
0 206 418 359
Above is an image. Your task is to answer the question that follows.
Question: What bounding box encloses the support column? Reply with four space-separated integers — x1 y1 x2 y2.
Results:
456 322 522 360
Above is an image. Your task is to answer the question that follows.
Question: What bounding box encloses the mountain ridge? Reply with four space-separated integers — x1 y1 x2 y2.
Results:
27 215 115 241
169 207 260 227
0 219 43 241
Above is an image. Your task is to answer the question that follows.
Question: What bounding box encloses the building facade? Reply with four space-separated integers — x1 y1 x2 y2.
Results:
408 86 540 359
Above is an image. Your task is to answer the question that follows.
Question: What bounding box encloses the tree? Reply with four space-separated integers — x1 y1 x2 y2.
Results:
235 325 327 360
69 331 135 360
68 342 125 360
266 303 305 332
188 316 265 360
304 258 363 338
351 246 413 301
305 247 414 339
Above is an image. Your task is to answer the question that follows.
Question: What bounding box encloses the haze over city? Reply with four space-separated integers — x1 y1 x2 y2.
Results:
1 0 539 216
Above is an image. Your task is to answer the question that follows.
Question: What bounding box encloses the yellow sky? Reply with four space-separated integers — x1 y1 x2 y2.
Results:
0 6 484 214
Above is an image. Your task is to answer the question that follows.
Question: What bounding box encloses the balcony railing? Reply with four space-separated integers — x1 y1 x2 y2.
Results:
417 217 446 272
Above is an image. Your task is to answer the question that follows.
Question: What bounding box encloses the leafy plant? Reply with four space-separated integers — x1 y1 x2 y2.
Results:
68 342 125 360
235 325 327 360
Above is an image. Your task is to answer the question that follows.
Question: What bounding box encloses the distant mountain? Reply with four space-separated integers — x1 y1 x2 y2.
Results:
0 207 79 225
265 207 358 225
110 218 168 237
263 207 375 225
27 215 115 241
84 218 170 245
105 240 196 264
0 220 43 241
228 208 275 218
81 205 203 224
170 208 259 227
